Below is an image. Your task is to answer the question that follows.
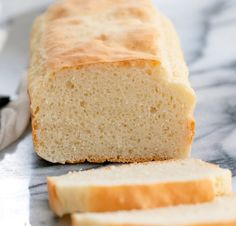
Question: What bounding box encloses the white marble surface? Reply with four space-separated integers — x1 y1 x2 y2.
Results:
0 0 236 226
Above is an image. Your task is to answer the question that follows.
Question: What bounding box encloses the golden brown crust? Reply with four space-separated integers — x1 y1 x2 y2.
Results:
93 223 236 226
86 179 214 212
187 223 236 226
31 113 39 150
42 0 160 71
47 177 63 216
187 117 196 144
57 156 178 164
28 88 40 150
30 0 191 86
73 222 236 226
71 215 236 226
71 194 236 226
49 179 215 216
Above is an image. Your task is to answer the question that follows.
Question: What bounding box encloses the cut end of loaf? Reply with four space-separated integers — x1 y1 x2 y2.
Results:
30 61 195 164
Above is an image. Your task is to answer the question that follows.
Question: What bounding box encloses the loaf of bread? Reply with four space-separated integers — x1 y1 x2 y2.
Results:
47 159 231 216
28 0 196 163
72 194 236 226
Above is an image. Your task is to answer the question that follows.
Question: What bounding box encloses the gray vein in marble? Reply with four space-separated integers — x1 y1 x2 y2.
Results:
188 0 225 65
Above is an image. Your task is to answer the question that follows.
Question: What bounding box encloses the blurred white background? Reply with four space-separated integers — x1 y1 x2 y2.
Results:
0 0 53 21
0 0 53 98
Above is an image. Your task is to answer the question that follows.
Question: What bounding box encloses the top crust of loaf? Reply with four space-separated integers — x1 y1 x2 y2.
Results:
30 0 190 84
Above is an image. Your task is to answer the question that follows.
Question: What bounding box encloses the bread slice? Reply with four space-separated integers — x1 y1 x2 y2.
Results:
28 0 196 163
47 159 232 216
71 194 236 226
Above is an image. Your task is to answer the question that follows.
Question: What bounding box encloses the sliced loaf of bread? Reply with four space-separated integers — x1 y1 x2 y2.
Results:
47 159 231 216
72 194 236 226
29 0 196 163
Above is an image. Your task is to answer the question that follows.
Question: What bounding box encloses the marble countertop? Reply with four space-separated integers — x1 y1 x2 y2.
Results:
0 0 236 225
